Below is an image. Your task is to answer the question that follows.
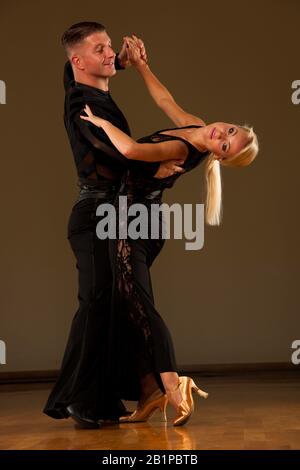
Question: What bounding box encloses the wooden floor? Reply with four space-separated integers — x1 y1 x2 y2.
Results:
1 373 300 450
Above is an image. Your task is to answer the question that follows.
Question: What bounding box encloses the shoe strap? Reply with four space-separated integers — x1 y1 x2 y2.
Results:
167 380 181 395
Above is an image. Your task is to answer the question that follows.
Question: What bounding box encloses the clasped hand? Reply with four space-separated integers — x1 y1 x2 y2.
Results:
118 34 148 68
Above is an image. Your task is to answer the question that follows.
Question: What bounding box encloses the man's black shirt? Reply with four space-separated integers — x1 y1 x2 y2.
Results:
63 60 160 188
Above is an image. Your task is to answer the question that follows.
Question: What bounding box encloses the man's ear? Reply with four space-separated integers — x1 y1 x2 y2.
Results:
71 55 84 71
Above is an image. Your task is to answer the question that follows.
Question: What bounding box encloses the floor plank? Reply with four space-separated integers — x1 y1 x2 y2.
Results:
1 374 299 450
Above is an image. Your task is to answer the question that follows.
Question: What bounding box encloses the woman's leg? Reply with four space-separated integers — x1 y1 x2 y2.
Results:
160 372 183 411
112 234 181 404
129 239 185 411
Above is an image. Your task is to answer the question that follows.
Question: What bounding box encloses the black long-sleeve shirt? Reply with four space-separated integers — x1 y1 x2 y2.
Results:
63 59 160 188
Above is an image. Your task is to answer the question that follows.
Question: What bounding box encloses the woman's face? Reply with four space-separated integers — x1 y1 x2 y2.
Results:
204 122 250 160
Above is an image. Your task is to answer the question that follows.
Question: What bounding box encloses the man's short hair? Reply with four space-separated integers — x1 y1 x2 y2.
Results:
61 21 106 58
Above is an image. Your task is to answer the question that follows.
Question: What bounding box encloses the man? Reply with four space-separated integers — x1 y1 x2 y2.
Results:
43 22 183 428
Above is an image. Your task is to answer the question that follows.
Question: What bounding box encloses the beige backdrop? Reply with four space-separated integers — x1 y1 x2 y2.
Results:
0 0 299 372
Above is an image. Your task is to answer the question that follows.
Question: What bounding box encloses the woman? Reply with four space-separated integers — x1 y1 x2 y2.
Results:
80 40 259 426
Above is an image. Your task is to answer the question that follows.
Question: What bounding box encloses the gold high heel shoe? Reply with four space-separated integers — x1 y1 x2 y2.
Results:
167 376 208 427
119 388 168 423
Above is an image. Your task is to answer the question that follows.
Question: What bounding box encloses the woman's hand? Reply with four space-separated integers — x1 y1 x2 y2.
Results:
118 34 148 68
125 38 146 68
80 104 106 128
131 34 148 63
154 160 185 179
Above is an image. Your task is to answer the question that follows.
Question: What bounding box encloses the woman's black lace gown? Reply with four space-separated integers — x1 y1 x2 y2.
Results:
107 128 209 401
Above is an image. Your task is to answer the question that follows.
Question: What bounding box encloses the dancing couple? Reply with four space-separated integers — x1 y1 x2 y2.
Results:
43 21 258 428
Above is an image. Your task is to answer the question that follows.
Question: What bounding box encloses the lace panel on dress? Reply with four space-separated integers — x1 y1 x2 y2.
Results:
115 237 154 375
113 178 159 376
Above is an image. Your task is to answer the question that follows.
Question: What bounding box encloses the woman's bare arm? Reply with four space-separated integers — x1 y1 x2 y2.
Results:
137 63 205 127
126 39 206 127
80 104 188 162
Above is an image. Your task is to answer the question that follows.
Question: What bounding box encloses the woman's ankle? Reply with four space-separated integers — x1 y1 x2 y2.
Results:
139 373 161 404
160 372 180 393
138 387 163 407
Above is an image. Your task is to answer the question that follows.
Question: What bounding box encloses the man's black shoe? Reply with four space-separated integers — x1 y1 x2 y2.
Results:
66 403 101 429
66 403 134 427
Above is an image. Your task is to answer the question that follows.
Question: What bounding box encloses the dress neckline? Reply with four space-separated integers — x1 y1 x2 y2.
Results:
156 124 202 134
155 125 208 154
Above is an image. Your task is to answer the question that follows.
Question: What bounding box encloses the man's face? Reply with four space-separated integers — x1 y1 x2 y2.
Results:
72 31 116 78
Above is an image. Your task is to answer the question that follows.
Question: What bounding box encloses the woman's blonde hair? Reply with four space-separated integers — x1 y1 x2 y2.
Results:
204 125 259 226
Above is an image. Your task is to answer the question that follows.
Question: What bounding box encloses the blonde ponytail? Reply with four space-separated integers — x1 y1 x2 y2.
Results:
204 125 259 226
204 155 223 226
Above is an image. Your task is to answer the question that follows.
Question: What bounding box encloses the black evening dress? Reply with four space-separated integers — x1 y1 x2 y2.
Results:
107 128 209 402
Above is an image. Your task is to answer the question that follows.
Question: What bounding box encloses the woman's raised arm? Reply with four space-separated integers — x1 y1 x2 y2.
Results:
126 39 206 128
